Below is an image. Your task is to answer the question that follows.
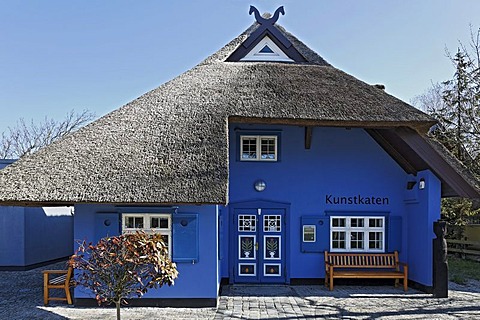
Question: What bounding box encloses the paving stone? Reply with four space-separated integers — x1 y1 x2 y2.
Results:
1 262 480 319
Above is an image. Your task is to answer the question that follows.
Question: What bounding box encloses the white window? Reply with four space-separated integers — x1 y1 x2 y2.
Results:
122 214 172 255
240 135 277 161
330 216 385 252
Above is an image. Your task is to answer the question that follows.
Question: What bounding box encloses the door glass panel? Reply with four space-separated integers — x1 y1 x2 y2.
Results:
264 215 281 232
264 236 281 259
239 235 256 259
238 215 256 232
239 263 256 276
264 263 281 276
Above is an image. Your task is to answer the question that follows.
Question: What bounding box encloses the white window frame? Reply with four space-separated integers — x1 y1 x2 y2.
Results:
330 216 385 252
122 213 172 256
240 135 278 161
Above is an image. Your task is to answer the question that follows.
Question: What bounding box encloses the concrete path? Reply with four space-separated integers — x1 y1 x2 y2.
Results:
1 261 479 319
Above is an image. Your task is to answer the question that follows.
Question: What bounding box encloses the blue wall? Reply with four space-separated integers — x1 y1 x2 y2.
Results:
405 170 441 286
0 206 73 267
0 160 73 268
0 206 25 266
225 124 441 286
73 204 220 299
24 207 73 265
71 123 442 298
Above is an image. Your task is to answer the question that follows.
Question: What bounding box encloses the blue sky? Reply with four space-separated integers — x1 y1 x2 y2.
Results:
1 0 479 133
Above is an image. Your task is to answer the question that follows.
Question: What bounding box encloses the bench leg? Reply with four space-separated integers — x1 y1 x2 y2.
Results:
403 278 408 292
65 284 73 305
329 273 334 291
43 274 49 306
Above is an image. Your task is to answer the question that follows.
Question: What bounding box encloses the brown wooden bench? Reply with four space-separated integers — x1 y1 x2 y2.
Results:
43 265 74 305
324 251 408 291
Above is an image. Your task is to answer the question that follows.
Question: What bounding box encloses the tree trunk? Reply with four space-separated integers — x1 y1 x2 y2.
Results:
115 301 121 320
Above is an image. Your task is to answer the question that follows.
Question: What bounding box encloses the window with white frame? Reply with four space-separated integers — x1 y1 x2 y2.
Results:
330 216 385 252
240 135 277 161
122 213 172 255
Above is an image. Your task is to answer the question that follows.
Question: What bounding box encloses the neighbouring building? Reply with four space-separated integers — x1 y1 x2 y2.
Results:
0 159 73 270
0 7 479 306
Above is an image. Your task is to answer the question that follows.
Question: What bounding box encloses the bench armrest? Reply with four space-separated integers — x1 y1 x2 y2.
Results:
398 262 408 277
325 261 335 270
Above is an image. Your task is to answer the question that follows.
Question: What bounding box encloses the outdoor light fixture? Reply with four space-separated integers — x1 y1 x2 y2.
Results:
254 180 266 192
419 178 425 190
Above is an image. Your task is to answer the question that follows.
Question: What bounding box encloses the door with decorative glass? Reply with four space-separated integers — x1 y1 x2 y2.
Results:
233 208 286 283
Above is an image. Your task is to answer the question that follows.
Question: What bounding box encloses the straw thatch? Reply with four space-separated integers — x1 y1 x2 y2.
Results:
0 20 461 205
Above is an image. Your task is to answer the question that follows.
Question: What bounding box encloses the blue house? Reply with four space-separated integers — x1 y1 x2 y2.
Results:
0 159 73 270
0 7 479 306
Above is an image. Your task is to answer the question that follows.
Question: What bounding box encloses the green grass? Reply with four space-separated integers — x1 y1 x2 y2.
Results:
448 255 480 284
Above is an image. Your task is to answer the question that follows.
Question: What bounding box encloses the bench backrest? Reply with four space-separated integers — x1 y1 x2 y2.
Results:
325 251 399 268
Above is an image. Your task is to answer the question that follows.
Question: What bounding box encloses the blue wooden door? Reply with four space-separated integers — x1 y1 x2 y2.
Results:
233 208 286 283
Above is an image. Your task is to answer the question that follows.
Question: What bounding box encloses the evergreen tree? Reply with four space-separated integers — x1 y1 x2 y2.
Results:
412 26 480 239
440 49 480 164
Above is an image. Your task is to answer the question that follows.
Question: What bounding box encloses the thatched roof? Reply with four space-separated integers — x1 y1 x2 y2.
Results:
0 18 471 206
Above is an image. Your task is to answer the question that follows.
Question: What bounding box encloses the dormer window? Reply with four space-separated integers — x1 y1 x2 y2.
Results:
240 135 278 161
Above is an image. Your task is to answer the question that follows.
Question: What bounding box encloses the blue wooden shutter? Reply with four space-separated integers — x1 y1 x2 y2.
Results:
94 213 120 243
300 216 330 253
387 216 402 252
172 214 199 263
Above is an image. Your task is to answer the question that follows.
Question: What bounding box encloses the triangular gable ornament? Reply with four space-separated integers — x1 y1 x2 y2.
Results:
226 6 306 63
240 35 294 62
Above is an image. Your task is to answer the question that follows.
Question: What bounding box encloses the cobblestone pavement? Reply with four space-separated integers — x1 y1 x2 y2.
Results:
216 283 480 319
1 261 480 319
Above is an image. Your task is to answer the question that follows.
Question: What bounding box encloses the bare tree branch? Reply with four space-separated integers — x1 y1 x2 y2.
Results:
0 109 96 159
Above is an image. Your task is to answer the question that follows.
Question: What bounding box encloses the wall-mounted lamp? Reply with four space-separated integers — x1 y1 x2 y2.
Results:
419 178 426 190
254 180 266 192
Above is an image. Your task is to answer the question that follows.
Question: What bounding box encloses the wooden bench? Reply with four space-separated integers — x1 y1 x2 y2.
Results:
43 265 74 306
324 251 408 291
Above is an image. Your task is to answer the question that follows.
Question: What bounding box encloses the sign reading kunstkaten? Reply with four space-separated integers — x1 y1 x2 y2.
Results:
325 194 389 205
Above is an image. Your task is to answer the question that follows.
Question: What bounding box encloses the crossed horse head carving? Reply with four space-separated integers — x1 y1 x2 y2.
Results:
249 6 285 25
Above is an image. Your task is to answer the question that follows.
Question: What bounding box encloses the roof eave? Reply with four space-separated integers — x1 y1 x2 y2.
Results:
229 116 436 133
378 127 480 199
0 200 228 208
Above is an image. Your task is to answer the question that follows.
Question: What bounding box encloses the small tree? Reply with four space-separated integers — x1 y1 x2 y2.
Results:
70 232 179 320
